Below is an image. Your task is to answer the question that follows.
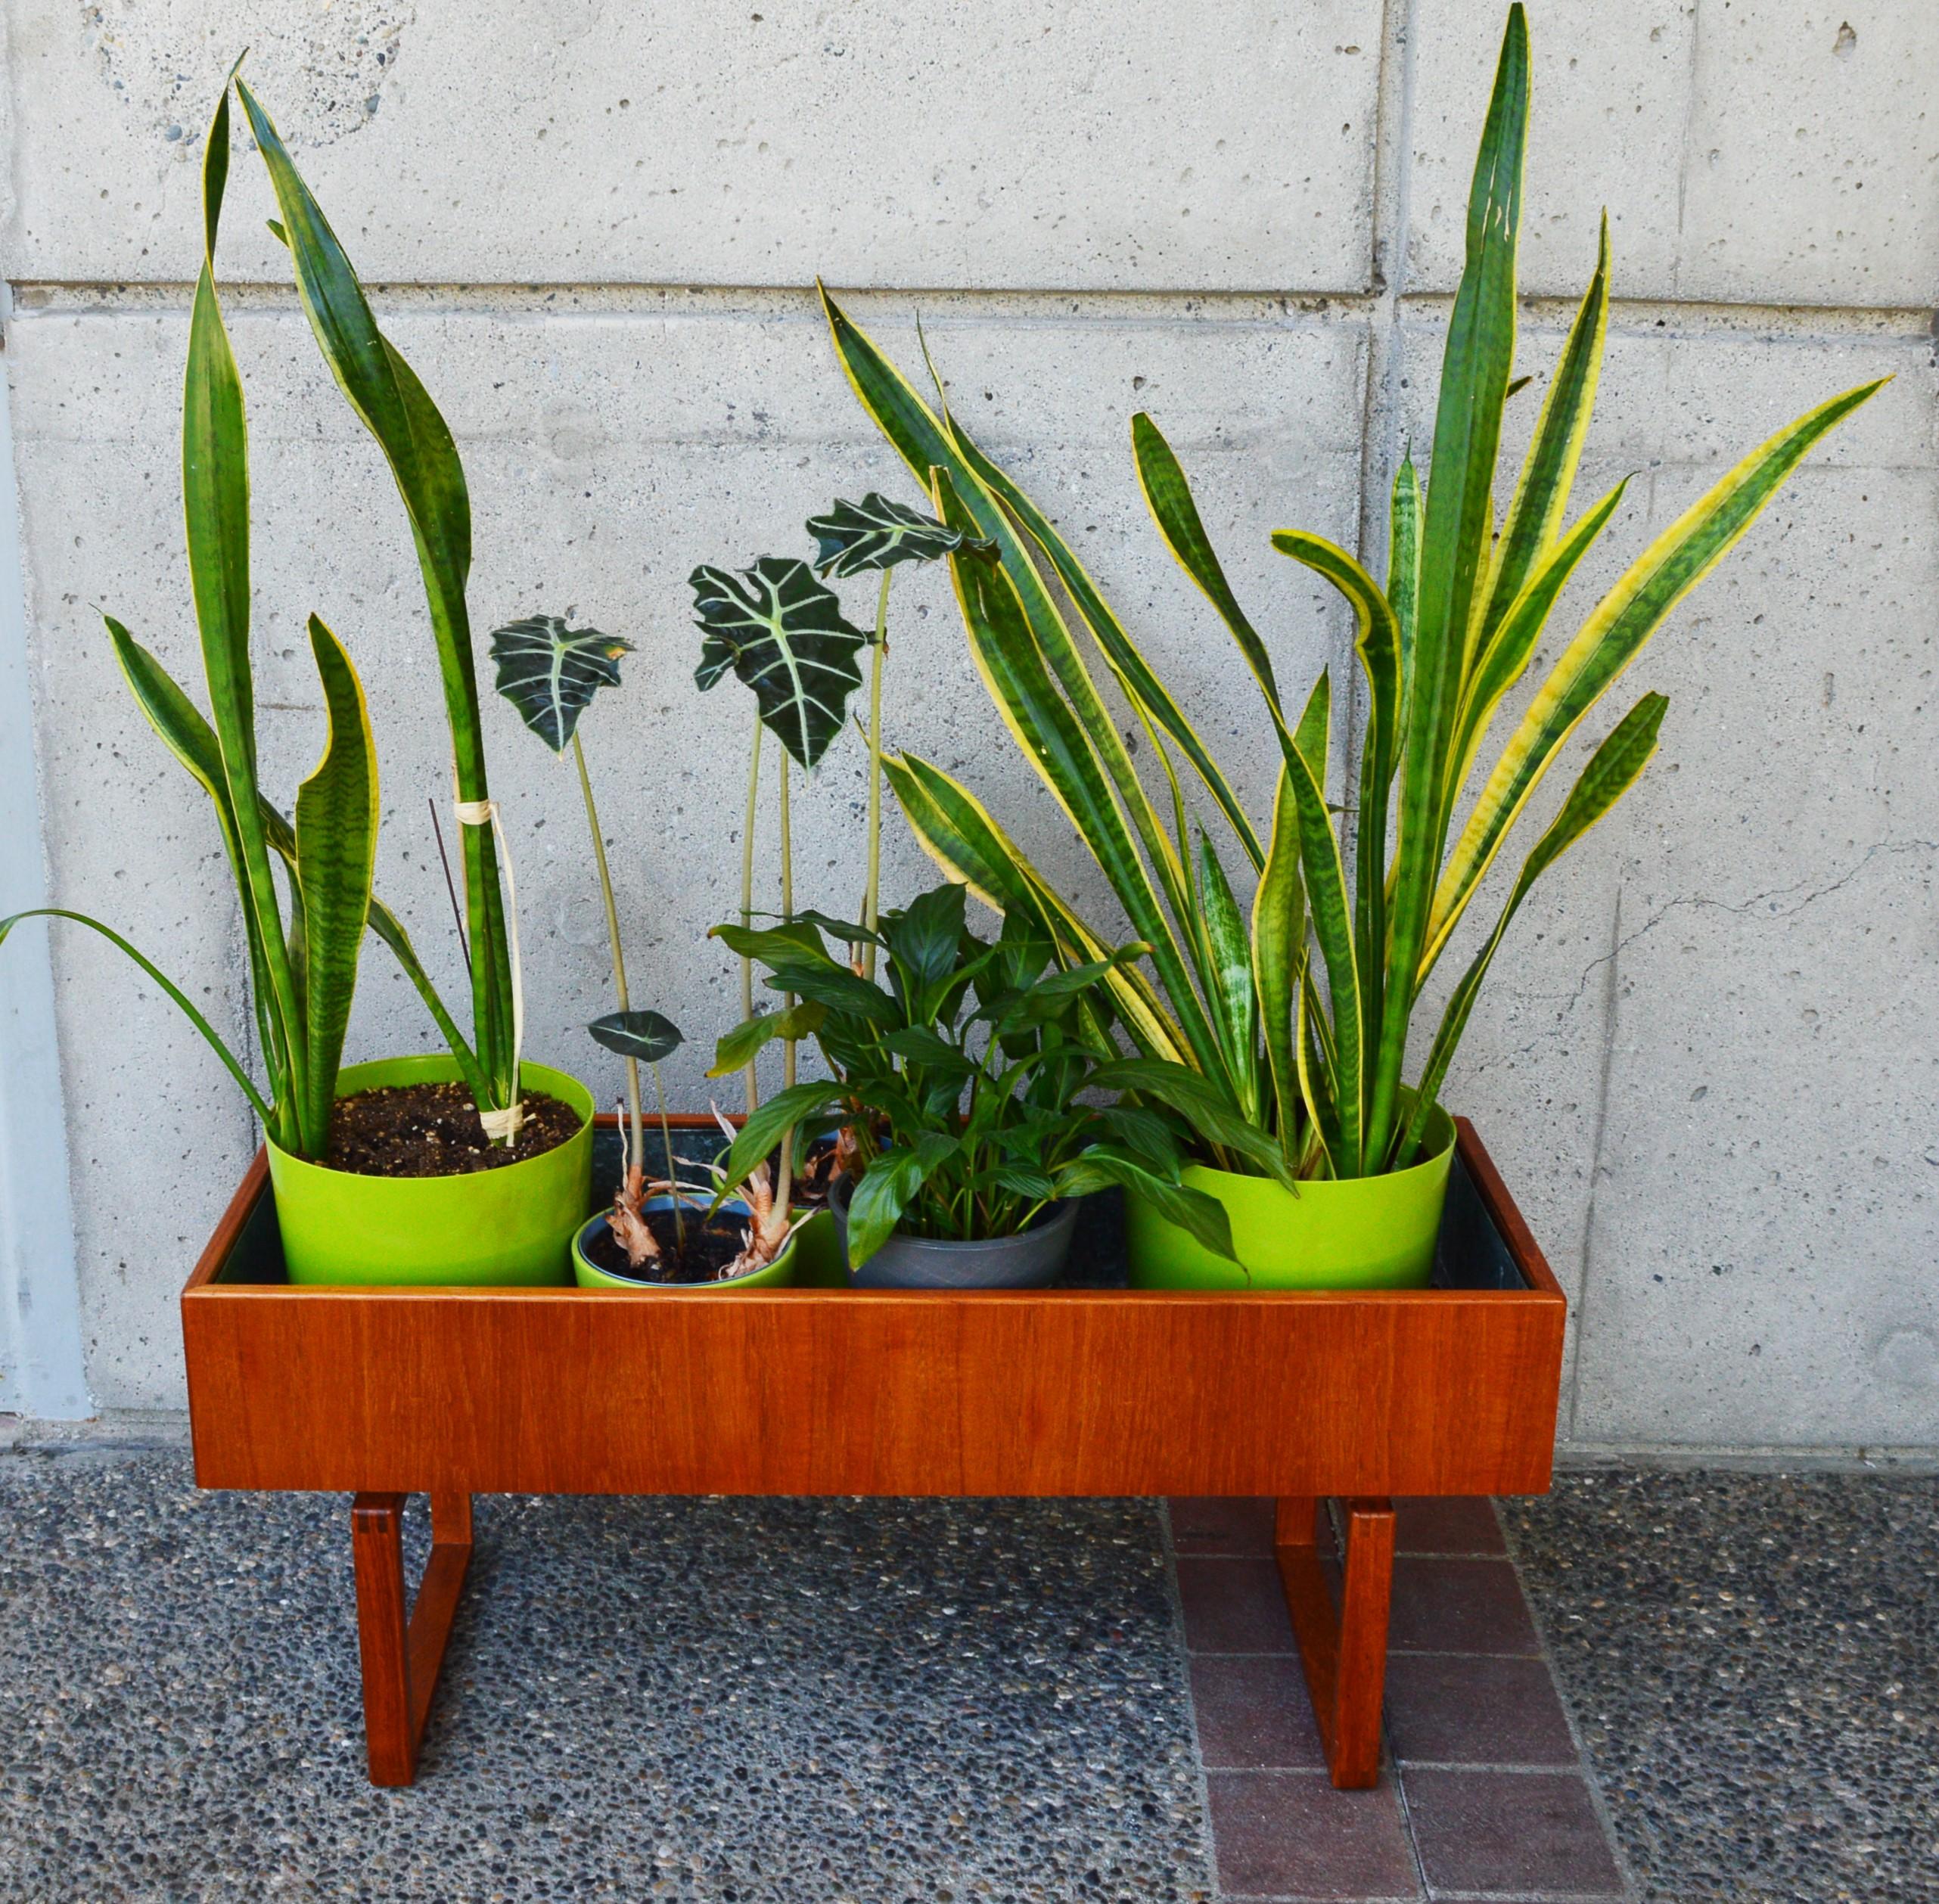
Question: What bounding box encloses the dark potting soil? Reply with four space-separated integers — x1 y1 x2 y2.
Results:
585 1204 757 1284
325 1082 581 1177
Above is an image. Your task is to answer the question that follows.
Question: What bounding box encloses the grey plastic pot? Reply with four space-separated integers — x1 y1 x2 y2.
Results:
829 1173 1079 1289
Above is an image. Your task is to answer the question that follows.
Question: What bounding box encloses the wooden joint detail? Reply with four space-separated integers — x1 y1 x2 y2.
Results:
1276 1495 1395 1790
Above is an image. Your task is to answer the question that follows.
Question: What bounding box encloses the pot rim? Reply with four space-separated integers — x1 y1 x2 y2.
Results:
828 1171 1079 1247
266 1053 593 1181
1180 1099 1456 1191
573 1198 799 1288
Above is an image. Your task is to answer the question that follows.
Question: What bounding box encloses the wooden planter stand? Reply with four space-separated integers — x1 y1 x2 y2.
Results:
181 1116 1564 1791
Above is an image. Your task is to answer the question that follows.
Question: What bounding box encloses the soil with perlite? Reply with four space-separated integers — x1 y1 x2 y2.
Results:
326 1082 580 1176
583 1204 765 1284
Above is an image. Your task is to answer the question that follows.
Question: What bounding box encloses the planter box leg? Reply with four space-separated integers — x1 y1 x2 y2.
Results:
1275 1495 1395 1789
350 1491 473 1788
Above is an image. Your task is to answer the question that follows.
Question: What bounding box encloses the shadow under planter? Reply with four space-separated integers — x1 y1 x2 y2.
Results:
181 1114 1565 1791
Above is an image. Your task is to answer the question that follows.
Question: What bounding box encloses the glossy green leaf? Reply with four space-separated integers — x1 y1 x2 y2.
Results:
589 1008 685 1065
489 616 632 753
807 492 992 578
691 557 869 769
845 1134 959 1267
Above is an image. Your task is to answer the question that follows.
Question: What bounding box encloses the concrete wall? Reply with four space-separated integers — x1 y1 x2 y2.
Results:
2 0 1933 1449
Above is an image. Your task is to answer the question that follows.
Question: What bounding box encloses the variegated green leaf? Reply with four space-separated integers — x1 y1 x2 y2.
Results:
1248 760 1307 1170
1397 692 1667 1166
806 492 992 579
691 557 869 769
489 616 632 753
1475 213 1610 661
293 614 379 1145
1367 2 1529 1175
1428 374 1886 972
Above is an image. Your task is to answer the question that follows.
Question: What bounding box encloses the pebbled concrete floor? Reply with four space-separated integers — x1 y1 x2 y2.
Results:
0 1452 1210 1903
4 1445 1934 1904
1506 1470 1939 1904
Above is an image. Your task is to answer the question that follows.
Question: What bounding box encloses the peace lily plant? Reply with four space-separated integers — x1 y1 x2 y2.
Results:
819 4 1884 1287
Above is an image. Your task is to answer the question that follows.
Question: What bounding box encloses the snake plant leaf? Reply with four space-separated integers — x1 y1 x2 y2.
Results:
881 750 1186 1064
806 492 993 579
1368 1 1530 1176
1195 832 1259 1121
0 909 272 1129
588 1008 684 1065
185 81 308 1148
1278 676 1366 1176
1446 476 1629 804
1475 213 1611 662
1396 691 1668 1168
1426 373 1887 977
292 614 380 1145
1269 527 1403 1051
1389 454 1423 754
489 617 634 753
929 470 1226 1083
105 613 489 1109
1133 412 1291 753
690 557 869 769
1249 761 1307 1172
238 78 517 1103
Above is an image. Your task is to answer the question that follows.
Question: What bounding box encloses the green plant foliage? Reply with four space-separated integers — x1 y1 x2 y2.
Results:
691 557 871 769
821 2 1883 1181
705 885 1236 1269
489 617 634 753
0 73 487 1157
806 492 993 579
240 76 520 1113
588 1011 685 1065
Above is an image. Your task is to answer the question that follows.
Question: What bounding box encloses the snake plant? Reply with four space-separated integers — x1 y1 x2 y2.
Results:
0 77 477 1159
821 2 1884 1182
236 76 524 1132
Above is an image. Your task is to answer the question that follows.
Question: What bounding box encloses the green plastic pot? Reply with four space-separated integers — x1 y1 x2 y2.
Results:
572 1195 810 1290
267 1055 594 1287
1124 1102 1458 1291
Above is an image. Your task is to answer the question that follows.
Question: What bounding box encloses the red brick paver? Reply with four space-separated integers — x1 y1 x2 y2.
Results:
1169 1498 1632 1903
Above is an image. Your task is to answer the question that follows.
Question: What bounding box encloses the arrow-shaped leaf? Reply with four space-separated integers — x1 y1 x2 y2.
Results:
589 1008 684 1065
690 557 869 769
489 615 633 753
807 492 993 579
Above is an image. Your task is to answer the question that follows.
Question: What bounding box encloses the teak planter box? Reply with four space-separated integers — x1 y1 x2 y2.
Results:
182 1114 1565 1790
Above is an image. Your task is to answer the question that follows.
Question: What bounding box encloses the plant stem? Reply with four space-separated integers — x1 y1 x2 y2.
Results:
649 1058 684 1251
740 713 763 1116
861 569 890 983
573 733 645 1179
776 746 796 1216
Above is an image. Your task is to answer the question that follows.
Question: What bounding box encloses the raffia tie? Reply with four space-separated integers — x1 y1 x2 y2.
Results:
453 791 526 1145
